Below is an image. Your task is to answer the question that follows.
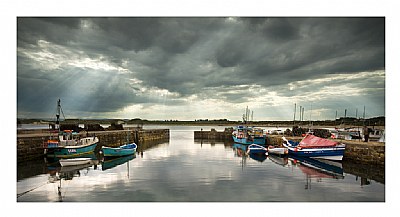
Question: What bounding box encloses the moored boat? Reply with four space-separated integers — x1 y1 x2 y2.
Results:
249 153 267 162
59 157 92 167
282 134 345 161
44 130 99 158
232 125 266 145
102 143 137 157
247 144 268 155
268 146 288 156
43 99 99 158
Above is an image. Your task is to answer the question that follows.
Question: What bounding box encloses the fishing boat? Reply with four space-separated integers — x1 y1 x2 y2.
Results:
232 125 266 145
246 144 268 155
102 143 137 157
59 157 92 167
267 146 288 156
43 99 99 158
232 107 266 145
44 130 99 158
282 134 346 161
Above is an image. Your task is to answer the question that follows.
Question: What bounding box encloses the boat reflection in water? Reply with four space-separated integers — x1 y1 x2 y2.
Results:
288 155 344 190
268 154 290 167
232 143 267 163
232 143 248 157
46 159 100 202
101 154 136 171
289 155 344 179
45 152 99 165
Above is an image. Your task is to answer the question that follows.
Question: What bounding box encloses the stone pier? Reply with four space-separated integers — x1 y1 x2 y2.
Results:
17 128 170 161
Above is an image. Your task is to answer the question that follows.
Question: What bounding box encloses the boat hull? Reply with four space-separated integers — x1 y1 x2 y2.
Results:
232 136 265 145
46 143 98 158
268 147 288 156
247 144 268 155
285 146 345 161
282 135 345 161
102 143 137 157
59 157 92 167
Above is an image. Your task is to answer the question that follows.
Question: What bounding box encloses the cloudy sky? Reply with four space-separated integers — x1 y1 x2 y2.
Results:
17 17 385 121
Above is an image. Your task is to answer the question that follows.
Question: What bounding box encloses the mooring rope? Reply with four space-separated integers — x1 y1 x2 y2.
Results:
17 182 49 198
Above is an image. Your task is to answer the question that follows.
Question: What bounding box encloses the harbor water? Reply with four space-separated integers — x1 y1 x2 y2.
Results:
17 125 384 202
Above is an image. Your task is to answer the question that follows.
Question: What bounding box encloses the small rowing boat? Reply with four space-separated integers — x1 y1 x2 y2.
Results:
59 157 92 167
102 143 137 157
246 144 268 155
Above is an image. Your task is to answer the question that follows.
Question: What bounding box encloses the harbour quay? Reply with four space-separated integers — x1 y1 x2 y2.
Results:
194 128 385 165
17 128 170 161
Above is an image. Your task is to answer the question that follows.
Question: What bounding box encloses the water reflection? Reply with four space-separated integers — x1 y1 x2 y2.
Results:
287 156 344 190
17 126 385 202
102 155 135 171
44 152 99 164
46 158 101 202
288 156 344 179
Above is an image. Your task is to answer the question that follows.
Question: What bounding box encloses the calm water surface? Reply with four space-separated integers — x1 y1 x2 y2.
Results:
17 125 384 202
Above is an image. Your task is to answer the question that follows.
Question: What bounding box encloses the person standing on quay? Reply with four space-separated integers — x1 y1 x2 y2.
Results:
363 125 369 142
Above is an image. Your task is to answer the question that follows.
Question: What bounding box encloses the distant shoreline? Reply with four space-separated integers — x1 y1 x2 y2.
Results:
17 117 385 129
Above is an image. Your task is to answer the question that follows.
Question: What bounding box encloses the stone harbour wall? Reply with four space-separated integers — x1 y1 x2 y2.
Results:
17 129 170 161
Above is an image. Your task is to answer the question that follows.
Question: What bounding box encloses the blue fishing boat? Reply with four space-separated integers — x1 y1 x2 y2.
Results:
282 134 346 161
247 144 268 155
102 143 137 157
232 125 266 145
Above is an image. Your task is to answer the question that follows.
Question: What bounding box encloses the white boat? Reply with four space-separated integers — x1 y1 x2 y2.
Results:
59 157 92 167
267 146 288 156
366 128 385 142
330 128 361 140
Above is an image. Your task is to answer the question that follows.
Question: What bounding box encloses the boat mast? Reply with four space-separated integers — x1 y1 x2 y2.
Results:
55 99 65 131
293 103 296 126
55 99 61 130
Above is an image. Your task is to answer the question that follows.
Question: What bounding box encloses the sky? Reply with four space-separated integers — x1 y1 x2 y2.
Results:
17 17 385 121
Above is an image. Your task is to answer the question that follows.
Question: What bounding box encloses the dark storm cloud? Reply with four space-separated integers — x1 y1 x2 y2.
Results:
17 17 385 118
